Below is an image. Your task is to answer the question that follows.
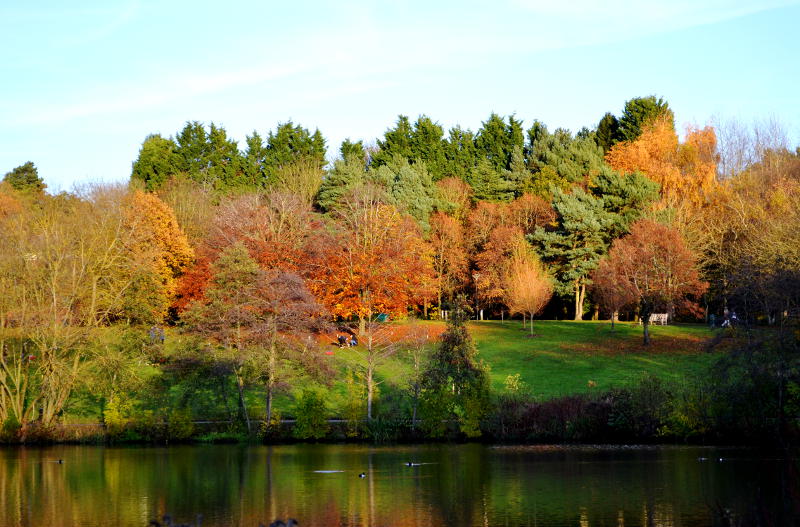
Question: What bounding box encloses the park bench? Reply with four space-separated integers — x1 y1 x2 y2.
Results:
639 313 669 325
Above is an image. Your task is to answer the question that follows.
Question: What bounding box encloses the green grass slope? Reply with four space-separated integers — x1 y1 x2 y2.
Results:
467 320 717 398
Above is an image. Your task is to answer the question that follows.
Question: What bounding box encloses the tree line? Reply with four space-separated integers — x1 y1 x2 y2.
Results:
1 96 799 441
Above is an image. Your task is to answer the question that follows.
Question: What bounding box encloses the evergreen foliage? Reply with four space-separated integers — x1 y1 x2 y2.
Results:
2 161 45 193
596 112 623 153
371 156 442 229
420 297 490 437
526 123 604 196
444 126 479 181
619 96 674 141
339 138 366 161
531 187 617 319
475 113 524 172
467 158 515 202
590 167 660 238
314 154 367 212
131 135 181 191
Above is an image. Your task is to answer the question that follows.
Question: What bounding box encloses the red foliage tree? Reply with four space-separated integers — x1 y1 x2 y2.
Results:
308 185 434 333
598 219 707 344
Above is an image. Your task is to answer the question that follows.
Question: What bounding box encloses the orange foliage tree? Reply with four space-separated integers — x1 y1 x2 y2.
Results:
473 225 529 313
429 212 469 311
123 190 194 321
508 192 556 236
605 116 718 208
598 219 707 344
309 185 434 333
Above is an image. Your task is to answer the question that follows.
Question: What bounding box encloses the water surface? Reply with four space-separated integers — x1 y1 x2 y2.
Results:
0 444 795 526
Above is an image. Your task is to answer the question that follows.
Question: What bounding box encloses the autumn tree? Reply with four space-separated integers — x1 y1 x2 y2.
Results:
508 193 556 236
271 157 325 204
605 115 718 208
247 270 327 427
436 176 473 222
312 184 434 334
0 185 144 432
429 212 469 310
122 190 194 322
210 191 315 272
591 260 637 330
473 225 528 312
599 219 707 344
504 245 553 335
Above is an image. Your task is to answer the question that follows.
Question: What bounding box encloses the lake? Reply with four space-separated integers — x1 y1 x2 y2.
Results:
0 443 796 526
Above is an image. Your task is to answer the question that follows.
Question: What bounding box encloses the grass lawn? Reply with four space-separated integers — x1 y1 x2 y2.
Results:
467 320 719 398
318 319 721 408
60 318 725 421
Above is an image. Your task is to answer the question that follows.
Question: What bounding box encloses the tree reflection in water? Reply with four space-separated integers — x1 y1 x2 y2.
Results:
0 444 796 526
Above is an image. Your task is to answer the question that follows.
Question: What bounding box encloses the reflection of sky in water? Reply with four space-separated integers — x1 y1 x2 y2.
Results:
0 444 794 526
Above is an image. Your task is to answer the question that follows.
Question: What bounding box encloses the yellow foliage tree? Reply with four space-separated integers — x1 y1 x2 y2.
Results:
123 190 194 321
503 244 553 334
605 115 718 208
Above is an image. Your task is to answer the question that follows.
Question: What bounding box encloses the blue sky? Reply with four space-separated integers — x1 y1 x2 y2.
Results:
2 0 799 191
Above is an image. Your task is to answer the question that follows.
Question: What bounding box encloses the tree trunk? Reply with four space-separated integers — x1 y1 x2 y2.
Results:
574 283 584 321
529 313 534 336
411 392 418 432
235 372 251 433
265 383 273 428
611 311 617 331
366 364 374 421
641 302 652 345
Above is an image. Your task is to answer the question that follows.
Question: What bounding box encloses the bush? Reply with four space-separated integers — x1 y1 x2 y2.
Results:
103 398 133 439
167 408 194 441
1 415 21 442
293 389 329 440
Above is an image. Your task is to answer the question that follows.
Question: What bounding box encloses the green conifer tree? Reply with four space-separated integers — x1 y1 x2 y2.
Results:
3 161 46 194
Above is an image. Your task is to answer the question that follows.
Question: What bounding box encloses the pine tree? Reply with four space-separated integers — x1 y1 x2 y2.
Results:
444 126 478 180
3 161 46 194
175 121 211 177
527 124 604 196
315 154 367 212
242 131 268 187
206 123 242 188
372 115 414 168
595 112 622 153
339 138 365 161
475 113 524 171
370 156 442 230
619 95 674 142
590 167 660 237
420 297 489 437
467 158 515 202
531 188 617 320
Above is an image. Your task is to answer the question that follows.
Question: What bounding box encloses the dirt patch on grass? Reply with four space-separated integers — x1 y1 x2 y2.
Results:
559 334 710 355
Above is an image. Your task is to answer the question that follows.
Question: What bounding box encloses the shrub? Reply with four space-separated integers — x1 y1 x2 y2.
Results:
293 389 329 440
103 398 133 439
1 415 21 442
167 408 195 441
